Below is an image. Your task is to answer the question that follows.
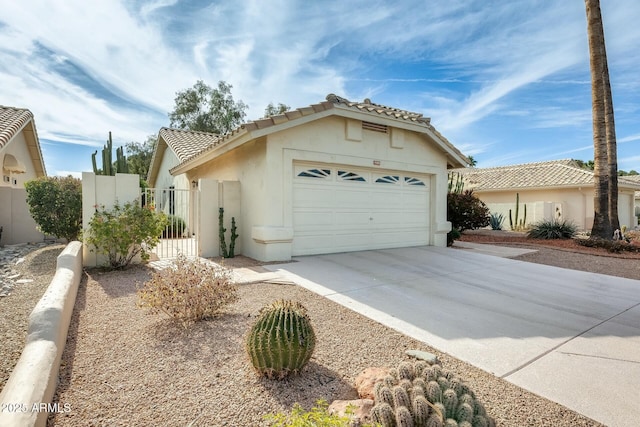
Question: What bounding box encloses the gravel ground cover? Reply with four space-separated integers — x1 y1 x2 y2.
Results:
6 238 636 426
0 244 64 389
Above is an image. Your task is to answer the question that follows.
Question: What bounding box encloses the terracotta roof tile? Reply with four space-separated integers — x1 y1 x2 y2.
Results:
453 160 640 191
453 160 597 190
0 106 34 149
158 127 220 163
167 94 467 173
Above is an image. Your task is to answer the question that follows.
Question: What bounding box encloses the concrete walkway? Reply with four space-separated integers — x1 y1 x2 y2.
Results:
256 245 640 427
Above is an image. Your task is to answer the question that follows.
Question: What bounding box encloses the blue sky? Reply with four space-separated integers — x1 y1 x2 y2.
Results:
1 0 639 177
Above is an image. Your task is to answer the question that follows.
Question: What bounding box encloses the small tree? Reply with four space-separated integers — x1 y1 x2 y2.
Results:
447 190 490 233
169 80 247 134
85 200 167 269
263 102 290 118
126 135 156 178
25 176 82 241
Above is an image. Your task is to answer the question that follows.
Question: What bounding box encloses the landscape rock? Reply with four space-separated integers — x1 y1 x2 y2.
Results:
328 399 374 424
354 367 390 399
405 349 438 364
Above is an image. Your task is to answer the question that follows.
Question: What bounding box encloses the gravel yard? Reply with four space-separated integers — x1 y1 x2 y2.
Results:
0 244 64 389
5 236 637 426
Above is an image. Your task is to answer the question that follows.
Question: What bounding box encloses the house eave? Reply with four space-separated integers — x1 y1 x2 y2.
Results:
170 105 467 174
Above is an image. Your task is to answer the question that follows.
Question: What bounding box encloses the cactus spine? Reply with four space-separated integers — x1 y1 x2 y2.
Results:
370 360 495 427
245 300 315 379
371 402 395 427
396 405 414 427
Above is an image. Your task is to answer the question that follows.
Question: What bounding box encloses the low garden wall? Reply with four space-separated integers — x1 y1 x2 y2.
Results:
0 241 83 427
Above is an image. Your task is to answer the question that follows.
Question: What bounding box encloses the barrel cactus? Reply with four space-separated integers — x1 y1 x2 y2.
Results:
369 360 496 427
245 300 316 379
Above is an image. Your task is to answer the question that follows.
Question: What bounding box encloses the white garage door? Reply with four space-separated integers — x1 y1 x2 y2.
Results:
292 163 430 255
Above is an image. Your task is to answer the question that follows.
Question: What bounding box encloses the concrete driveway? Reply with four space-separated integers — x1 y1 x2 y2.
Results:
264 245 640 427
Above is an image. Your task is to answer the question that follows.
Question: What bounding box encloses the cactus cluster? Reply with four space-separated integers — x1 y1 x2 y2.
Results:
218 207 239 258
370 361 495 427
245 300 316 379
91 131 128 175
509 192 527 231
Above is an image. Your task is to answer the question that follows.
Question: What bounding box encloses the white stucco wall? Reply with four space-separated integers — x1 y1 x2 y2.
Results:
188 139 266 260
476 187 636 231
1 132 40 188
188 115 451 260
0 131 45 244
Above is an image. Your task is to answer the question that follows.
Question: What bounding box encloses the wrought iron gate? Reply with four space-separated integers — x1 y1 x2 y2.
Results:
142 186 200 259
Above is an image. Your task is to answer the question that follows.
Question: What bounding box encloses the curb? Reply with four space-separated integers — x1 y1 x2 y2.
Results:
0 241 83 427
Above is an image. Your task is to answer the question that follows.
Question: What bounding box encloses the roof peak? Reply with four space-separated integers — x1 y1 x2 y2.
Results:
326 93 431 124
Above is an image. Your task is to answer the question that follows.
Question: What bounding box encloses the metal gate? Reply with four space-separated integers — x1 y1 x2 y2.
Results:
142 186 199 259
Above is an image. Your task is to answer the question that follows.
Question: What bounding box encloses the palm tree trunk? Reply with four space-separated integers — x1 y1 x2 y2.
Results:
585 0 611 239
603 61 620 231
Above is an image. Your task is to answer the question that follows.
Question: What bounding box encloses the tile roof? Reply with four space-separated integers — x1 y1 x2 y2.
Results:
158 127 220 163
452 159 640 191
165 94 467 174
0 106 34 148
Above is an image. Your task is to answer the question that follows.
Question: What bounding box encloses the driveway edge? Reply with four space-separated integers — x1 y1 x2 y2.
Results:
0 241 83 427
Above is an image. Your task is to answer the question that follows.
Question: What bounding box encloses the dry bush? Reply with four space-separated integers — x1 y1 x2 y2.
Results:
137 254 238 327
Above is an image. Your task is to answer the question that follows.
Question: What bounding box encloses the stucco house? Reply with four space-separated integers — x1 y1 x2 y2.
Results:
621 174 640 219
147 94 469 261
452 160 640 231
0 106 47 244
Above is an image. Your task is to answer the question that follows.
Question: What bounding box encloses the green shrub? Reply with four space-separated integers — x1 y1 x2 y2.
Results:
447 227 461 247
447 190 490 233
162 215 186 238
25 176 82 241
85 200 167 269
527 219 577 239
489 212 504 230
137 254 238 327
246 300 316 379
264 400 374 427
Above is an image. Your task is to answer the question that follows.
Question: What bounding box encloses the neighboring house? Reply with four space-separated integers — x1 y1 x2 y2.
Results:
452 159 640 231
0 106 47 244
622 174 640 219
147 94 469 261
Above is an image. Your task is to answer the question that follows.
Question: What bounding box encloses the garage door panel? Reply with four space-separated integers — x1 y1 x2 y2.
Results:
293 187 334 206
293 163 431 255
294 211 334 227
333 211 372 225
334 189 371 205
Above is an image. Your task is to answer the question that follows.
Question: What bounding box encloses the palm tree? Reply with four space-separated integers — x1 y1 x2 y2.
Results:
585 0 618 238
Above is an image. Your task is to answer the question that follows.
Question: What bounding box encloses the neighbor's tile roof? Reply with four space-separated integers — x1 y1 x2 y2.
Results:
158 127 220 162
453 160 595 190
453 160 640 191
0 106 34 148
167 94 467 173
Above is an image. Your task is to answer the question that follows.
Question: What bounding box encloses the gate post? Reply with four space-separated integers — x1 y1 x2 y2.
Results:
198 179 219 257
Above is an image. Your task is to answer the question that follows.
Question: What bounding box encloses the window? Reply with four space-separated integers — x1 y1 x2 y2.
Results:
338 170 366 182
404 177 425 186
297 168 331 178
375 175 399 184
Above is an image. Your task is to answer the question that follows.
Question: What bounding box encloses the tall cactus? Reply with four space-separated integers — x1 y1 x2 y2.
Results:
245 300 315 379
509 192 528 231
91 131 128 175
218 208 228 258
